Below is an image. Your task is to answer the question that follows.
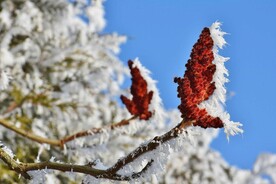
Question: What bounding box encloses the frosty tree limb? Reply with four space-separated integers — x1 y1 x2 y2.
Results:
60 115 138 145
0 146 150 180
0 145 153 180
106 119 193 174
0 120 192 181
0 116 137 148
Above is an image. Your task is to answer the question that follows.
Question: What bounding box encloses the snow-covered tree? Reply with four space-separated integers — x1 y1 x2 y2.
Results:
0 0 275 183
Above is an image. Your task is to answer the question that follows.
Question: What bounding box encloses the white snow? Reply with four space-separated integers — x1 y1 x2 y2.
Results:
198 22 243 140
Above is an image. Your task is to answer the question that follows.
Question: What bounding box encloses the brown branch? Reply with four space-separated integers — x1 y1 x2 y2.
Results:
0 119 61 147
0 145 32 179
107 120 193 174
0 145 153 181
0 116 137 149
60 116 137 146
0 120 192 181
3 102 19 115
2 90 40 115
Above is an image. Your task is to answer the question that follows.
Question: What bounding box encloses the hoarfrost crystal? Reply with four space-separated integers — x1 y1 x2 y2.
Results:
201 22 243 140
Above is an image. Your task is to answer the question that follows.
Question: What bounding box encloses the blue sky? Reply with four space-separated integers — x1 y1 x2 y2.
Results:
104 0 276 170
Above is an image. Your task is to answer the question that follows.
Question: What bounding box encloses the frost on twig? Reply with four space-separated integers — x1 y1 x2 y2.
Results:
0 141 14 159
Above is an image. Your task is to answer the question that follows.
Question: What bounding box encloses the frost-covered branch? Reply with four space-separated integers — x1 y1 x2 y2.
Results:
60 115 137 145
0 119 191 181
106 120 193 174
0 146 110 180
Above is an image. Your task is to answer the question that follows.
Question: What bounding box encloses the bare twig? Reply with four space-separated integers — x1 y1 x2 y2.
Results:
0 116 137 149
3 102 19 115
60 116 137 146
2 95 29 116
0 119 61 147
